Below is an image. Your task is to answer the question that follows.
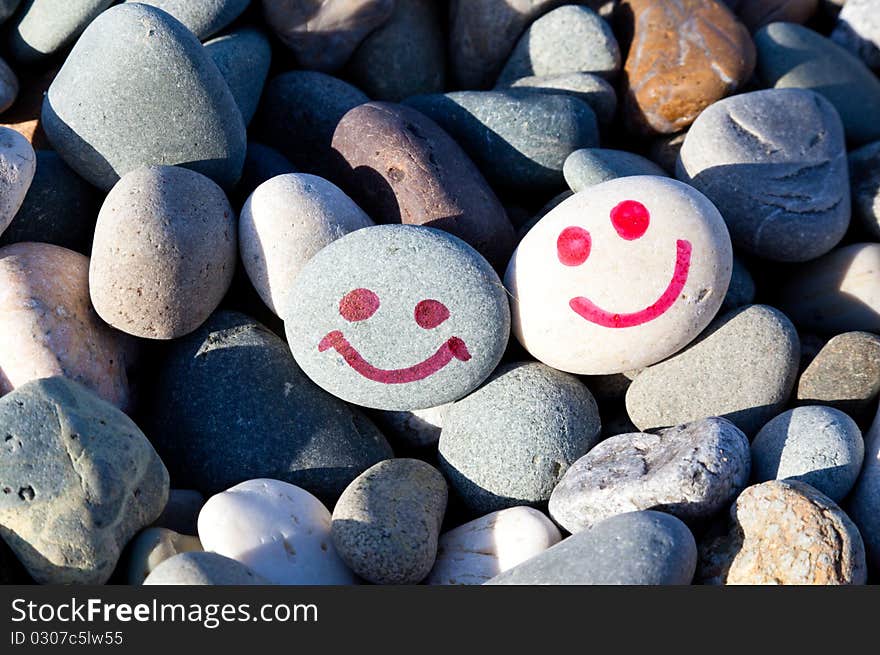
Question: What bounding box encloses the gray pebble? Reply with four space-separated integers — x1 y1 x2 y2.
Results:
143 551 269 585
204 28 271 126
332 459 447 584
677 88 850 262
7 0 113 63
486 510 697 585
563 148 667 192
0 377 169 584
849 404 880 572
502 72 617 125
0 56 17 113
126 0 250 41
439 361 601 514
751 406 864 501
720 256 757 313
831 0 880 70
0 127 35 238
626 305 801 436
124 527 202 585
848 140 880 240
550 417 751 532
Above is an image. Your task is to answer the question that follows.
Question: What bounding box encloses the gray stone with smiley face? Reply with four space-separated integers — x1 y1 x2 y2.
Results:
283 225 510 411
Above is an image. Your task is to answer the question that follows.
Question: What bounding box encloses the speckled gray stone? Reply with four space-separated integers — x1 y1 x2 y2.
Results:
254 71 368 178
751 406 864 501
439 361 601 514
204 28 271 126
0 57 17 114
0 127 35 238
849 404 880 571
7 0 113 63
404 91 598 192
486 510 697 585
126 0 250 40
89 165 236 340
755 21 880 144
332 459 447 584
563 148 667 192
42 3 246 191
143 551 269 585
720 256 756 313
549 418 751 533
0 377 169 584
677 88 850 262
848 140 880 240
348 0 445 102
284 225 510 412
626 305 801 436
146 311 393 501
831 0 880 70
496 5 620 86
501 73 617 125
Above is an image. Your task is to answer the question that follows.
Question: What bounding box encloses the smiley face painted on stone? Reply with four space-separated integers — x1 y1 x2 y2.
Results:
505 176 732 375
284 225 510 411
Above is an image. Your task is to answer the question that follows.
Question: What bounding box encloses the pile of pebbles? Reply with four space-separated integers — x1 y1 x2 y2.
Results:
0 0 879 587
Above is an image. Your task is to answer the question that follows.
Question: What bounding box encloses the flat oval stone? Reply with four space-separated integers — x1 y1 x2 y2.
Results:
486 510 697 585
330 102 516 268
563 148 667 192
404 91 598 193
506 176 732 375
755 21 880 144
263 0 394 72
620 0 755 135
0 242 133 409
439 361 601 514
89 166 237 339
677 88 850 262
204 28 271 126
751 406 864 502
698 479 867 584
126 0 250 40
0 377 169 584
777 243 880 333
502 73 617 126
425 507 561 585
549 417 751 532
0 127 35 237
735 0 818 30
0 57 17 113
284 225 510 412
143 551 268 585
848 140 880 240
240 173 373 316
626 305 801 435
42 3 246 191
146 311 392 500
831 0 880 70
198 478 357 585
496 5 620 86
7 0 113 63
124 527 202 585
331 459 447 584
849 404 880 571
348 0 445 102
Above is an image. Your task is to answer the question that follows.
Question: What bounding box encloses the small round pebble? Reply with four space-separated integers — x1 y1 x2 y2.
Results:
125 527 202 585
751 406 864 502
143 552 269 585
204 28 271 126
563 148 667 192
7 0 113 63
0 126 35 237
331 459 447 585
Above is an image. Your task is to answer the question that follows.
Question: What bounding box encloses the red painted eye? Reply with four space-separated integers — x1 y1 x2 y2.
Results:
414 299 450 329
610 200 650 240
339 288 380 322
557 226 592 266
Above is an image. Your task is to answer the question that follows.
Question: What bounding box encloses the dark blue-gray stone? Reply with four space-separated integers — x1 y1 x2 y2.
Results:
125 0 250 40
145 310 393 503
0 0 20 24
0 56 17 113
6 0 113 63
204 27 271 126
235 140 297 203
849 140 880 240
41 3 246 191
721 256 756 312
500 73 617 126
563 148 667 192
404 91 598 192
485 511 697 585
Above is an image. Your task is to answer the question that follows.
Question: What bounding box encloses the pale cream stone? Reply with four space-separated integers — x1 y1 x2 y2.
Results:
125 527 202 585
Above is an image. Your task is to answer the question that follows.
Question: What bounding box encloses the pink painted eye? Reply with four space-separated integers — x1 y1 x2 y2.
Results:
339 288 380 322
414 299 450 329
610 200 650 240
557 226 592 266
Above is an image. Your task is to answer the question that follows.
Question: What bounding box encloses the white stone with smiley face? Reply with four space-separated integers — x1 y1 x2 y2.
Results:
505 176 732 375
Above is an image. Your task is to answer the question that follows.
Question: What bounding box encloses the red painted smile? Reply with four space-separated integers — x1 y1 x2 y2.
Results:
318 331 472 384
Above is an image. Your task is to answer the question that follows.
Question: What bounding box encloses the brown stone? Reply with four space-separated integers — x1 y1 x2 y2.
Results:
0 67 56 149
735 0 818 31
619 0 756 136
698 480 867 585
330 101 517 268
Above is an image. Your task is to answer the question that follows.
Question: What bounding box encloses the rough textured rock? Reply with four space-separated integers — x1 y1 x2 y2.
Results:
7 0 114 63
832 0 880 70
735 0 818 30
330 102 516 268
502 73 617 126
677 88 850 262
619 0 756 136
848 140 880 240
143 551 269 585
124 527 202 585
89 166 237 340
626 305 801 436
0 127 35 238
486 510 697 585
42 3 246 191
549 418 751 532
849 404 880 572
204 28 271 126
439 362 601 514
262 0 395 72
698 480 867 584
332 459 447 584
563 148 667 192
0 242 133 410
0 377 169 584
127 0 251 40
